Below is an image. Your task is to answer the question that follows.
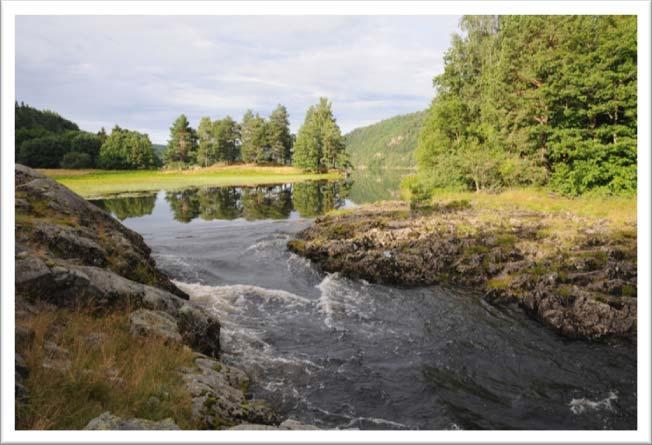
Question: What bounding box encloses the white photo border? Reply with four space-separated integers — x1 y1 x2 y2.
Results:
1 1 650 444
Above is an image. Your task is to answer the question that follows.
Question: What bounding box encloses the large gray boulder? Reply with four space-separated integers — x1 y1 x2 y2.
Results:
15 259 221 357
15 164 186 299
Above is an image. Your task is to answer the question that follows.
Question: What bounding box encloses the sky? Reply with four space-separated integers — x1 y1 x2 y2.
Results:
16 15 461 144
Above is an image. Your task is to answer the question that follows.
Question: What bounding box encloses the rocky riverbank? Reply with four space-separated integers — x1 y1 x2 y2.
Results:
288 200 637 340
14 165 315 430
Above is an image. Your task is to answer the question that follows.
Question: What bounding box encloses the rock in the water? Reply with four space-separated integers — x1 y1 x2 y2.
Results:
84 412 179 430
129 309 182 344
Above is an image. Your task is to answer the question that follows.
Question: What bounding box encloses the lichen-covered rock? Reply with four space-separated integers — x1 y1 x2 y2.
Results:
180 355 280 429
175 304 221 358
15 164 186 299
15 259 221 357
129 309 182 344
84 412 179 430
289 201 637 339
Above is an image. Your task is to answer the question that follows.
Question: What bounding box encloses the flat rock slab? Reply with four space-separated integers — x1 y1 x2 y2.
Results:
84 412 179 430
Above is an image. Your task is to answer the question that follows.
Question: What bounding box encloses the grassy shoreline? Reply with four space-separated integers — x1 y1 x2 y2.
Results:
38 164 342 198
398 186 636 228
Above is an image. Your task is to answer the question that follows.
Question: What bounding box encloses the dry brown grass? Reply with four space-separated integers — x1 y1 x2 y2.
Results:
16 308 197 430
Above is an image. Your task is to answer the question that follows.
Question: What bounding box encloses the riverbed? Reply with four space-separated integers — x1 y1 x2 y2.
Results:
92 180 636 430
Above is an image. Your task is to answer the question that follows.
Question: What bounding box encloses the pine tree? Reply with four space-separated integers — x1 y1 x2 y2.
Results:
267 104 293 164
293 98 346 171
196 116 216 167
165 114 197 164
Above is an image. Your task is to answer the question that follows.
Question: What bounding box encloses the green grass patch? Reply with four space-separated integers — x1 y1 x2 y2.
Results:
16 308 197 430
621 284 637 297
39 165 342 199
487 275 513 290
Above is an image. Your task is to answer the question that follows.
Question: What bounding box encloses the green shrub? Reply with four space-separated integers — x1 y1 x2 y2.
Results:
60 151 93 169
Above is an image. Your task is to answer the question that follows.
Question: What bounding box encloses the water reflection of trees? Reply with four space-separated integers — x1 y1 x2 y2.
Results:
292 181 350 217
93 194 157 220
99 181 350 223
347 169 408 204
165 188 201 223
242 185 293 220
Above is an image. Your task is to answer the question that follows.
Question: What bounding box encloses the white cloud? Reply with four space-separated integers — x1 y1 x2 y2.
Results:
16 15 461 143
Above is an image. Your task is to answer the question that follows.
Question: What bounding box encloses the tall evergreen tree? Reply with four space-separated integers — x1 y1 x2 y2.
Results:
240 110 257 163
216 116 241 163
241 110 268 163
165 114 197 164
196 116 216 167
293 98 347 171
267 104 293 164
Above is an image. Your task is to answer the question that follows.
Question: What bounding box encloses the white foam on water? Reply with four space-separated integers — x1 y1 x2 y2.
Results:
316 273 375 331
176 281 311 308
244 235 288 255
174 279 322 407
287 252 316 274
569 391 618 415
342 416 409 430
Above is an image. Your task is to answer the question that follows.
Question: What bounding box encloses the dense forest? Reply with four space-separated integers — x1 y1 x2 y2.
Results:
344 111 425 170
411 15 637 196
15 103 159 169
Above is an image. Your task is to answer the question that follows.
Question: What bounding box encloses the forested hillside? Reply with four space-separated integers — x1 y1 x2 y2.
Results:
344 111 425 169
411 15 637 196
15 103 158 169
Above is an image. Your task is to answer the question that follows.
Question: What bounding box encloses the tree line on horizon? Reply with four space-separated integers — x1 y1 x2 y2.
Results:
15 98 348 173
411 15 637 196
163 98 349 172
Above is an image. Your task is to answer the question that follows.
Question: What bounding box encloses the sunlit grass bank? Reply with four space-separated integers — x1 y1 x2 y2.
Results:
399 177 635 228
39 164 341 198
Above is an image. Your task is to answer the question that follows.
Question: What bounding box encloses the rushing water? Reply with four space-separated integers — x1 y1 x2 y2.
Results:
92 179 636 430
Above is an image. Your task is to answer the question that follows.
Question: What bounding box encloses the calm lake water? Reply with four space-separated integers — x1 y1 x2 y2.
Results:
91 171 636 430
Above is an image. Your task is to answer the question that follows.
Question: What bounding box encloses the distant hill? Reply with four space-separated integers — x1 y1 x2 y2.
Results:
152 144 166 156
15 102 79 134
344 111 425 170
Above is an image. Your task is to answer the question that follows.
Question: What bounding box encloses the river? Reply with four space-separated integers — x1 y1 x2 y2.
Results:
91 173 636 430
